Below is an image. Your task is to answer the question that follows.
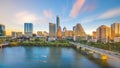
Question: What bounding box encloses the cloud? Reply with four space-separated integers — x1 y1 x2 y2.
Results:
43 10 53 19
5 11 38 35
15 11 50 31
98 8 120 19
69 0 86 18
15 11 37 23
81 0 97 13
79 8 120 24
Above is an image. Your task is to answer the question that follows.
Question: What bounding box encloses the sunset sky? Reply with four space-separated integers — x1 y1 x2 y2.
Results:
0 0 120 35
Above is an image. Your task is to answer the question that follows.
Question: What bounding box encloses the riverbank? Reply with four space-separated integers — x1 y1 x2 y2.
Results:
1 41 120 68
8 40 72 47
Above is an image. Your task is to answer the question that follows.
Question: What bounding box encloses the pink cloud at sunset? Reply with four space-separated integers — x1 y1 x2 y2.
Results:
69 0 86 18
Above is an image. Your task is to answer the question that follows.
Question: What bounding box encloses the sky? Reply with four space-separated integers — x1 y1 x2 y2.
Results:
1 0 120 35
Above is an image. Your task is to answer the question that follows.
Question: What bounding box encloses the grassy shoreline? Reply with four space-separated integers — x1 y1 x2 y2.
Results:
8 40 72 47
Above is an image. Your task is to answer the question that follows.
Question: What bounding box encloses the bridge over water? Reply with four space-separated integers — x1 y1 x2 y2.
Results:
70 42 120 61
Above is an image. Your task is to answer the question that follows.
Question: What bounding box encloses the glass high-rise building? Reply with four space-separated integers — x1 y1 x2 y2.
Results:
56 16 60 31
0 24 5 36
49 23 56 37
24 23 33 37
63 27 67 32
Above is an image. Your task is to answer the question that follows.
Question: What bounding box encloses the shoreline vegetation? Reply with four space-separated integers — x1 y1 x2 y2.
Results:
1 38 120 53
8 40 72 47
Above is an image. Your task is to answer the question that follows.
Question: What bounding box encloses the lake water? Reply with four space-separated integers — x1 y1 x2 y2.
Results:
0 46 113 68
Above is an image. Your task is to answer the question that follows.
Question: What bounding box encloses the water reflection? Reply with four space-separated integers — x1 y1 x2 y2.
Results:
0 49 3 63
0 46 116 68
24 46 33 61
76 49 113 68
49 47 61 67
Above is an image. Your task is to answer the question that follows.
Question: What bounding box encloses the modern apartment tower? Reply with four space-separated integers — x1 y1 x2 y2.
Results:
0 24 5 36
24 23 33 37
111 23 120 40
96 25 111 43
49 23 56 37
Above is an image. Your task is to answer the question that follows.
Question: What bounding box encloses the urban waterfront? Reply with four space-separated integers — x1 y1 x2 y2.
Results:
0 46 116 68
1 0 120 68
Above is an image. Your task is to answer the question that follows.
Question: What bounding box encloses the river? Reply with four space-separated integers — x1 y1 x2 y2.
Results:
0 46 114 68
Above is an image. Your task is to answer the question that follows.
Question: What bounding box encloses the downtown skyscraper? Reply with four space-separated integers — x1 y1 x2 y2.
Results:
56 16 62 39
56 15 60 31
0 24 5 36
73 23 86 41
24 23 33 37
49 23 56 37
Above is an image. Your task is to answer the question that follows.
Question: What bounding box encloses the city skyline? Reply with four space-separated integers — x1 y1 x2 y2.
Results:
1 0 120 35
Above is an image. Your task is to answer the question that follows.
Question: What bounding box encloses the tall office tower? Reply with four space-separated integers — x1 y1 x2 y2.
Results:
96 25 111 43
56 15 60 31
73 26 76 31
92 31 97 39
49 23 56 37
73 26 76 41
111 23 120 40
92 31 97 42
0 24 5 36
63 27 67 38
63 27 67 32
24 23 33 37
57 26 62 39
74 23 86 40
